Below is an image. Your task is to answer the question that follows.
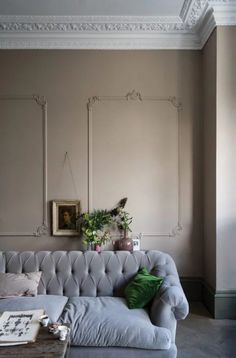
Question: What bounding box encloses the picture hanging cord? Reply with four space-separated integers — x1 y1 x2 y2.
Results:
57 151 79 198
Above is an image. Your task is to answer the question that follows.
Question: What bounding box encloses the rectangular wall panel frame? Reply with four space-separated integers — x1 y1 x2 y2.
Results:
0 95 48 237
87 90 183 238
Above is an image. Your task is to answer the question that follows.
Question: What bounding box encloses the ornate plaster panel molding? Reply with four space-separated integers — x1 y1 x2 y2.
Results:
0 1 235 49
0 95 48 237
87 90 183 238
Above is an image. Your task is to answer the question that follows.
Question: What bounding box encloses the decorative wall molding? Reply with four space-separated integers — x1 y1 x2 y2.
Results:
87 90 183 238
0 95 48 237
0 1 235 49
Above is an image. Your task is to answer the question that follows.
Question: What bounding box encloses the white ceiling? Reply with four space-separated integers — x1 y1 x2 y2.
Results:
0 0 184 16
0 0 235 49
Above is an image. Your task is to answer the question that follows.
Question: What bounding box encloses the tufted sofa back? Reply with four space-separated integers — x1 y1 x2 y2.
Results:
0 251 177 297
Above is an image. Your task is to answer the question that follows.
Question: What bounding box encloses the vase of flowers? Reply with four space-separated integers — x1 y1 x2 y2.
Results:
115 209 133 251
80 209 112 250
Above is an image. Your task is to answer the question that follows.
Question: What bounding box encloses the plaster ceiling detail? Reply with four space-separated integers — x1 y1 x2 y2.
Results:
0 0 235 49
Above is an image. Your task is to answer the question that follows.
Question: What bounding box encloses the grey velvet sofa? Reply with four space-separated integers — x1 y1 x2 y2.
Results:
0 250 188 358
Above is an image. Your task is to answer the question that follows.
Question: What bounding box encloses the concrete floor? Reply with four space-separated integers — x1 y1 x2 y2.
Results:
176 302 236 358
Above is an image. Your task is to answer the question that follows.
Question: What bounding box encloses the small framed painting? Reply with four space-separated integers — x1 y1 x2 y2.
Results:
132 238 141 251
52 200 80 236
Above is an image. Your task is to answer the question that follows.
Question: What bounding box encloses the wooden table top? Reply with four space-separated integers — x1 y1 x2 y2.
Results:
0 326 69 358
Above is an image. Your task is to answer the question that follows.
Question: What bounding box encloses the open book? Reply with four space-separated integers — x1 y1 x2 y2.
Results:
0 309 44 346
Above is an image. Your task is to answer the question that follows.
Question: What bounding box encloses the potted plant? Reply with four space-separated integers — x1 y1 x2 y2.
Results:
114 208 133 251
80 209 112 251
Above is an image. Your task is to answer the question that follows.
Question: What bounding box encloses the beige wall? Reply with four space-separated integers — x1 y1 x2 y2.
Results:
203 30 217 289
216 27 236 290
0 50 203 277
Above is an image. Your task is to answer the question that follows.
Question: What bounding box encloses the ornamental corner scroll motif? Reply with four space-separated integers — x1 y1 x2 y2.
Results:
169 223 183 237
33 223 48 237
126 90 142 101
33 94 47 108
87 96 100 110
168 96 183 110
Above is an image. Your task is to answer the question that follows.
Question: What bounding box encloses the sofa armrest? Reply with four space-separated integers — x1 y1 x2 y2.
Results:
149 254 189 342
152 282 189 319
150 280 188 343
150 252 189 321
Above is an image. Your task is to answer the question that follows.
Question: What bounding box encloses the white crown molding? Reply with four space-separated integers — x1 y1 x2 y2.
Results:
181 0 209 29
199 9 216 47
210 0 236 24
198 0 236 47
0 0 235 49
0 33 201 50
0 15 186 33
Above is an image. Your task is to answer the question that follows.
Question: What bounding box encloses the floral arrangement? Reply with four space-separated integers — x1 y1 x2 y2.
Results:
80 210 112 247
80 198 133 249
114 208 133 239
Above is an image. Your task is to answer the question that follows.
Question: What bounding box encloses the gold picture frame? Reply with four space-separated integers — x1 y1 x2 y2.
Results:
52 200 80 236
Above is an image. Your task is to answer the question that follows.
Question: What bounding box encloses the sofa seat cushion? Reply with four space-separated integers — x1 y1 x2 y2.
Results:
0 294 68 323
60 297 171 350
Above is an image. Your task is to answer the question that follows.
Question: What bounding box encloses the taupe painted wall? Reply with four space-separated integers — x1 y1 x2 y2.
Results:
216 27 236 290
0 50 203 276
203 27 236 291
203 30 217 289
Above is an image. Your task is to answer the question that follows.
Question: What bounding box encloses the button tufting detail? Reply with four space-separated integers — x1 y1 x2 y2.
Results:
1 250 176 298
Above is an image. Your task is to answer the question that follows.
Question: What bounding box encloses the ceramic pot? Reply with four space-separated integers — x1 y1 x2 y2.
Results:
117 237 133 251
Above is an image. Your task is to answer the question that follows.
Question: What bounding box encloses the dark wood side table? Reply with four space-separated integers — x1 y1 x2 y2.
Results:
0 326 69 358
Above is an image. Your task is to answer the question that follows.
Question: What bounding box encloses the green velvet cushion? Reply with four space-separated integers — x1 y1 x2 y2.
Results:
125 267 163 309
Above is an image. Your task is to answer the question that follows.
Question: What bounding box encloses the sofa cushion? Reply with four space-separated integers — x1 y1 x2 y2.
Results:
0 272 42 298
125 267 163 309
60 297 171 350
0 294 68 323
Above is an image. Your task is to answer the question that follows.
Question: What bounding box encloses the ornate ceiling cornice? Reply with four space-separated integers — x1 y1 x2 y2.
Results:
0 0 235 49
0 16 186 33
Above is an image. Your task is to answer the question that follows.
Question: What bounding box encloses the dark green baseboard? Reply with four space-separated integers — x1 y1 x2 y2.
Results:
180 277 203 301
209 290 236 319
180 277 236 319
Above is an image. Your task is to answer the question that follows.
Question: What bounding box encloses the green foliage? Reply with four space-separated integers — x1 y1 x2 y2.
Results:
81 210 112 245
115 209 133 239
80 198 133 247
